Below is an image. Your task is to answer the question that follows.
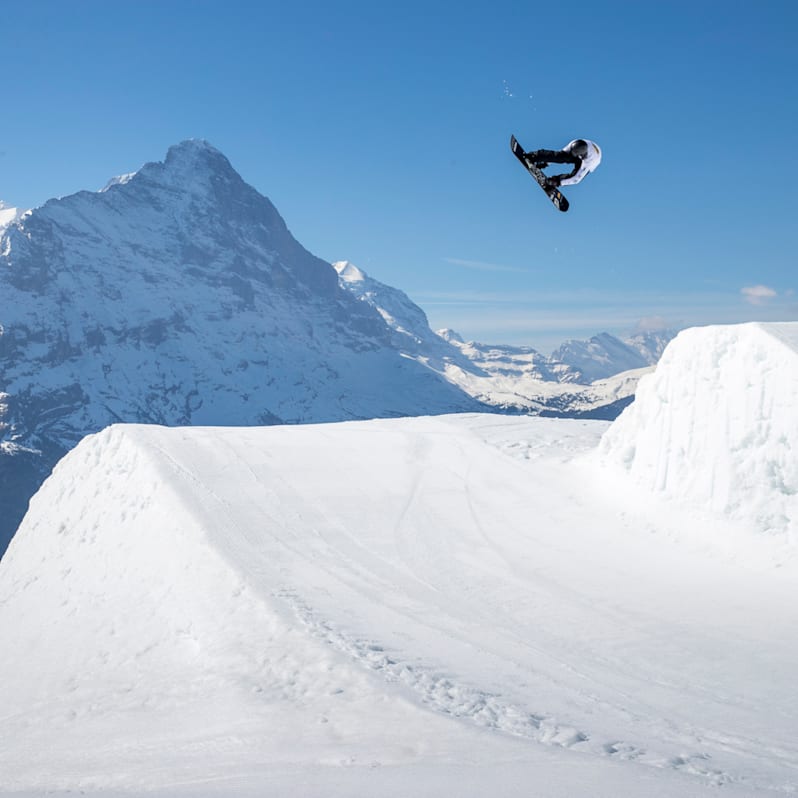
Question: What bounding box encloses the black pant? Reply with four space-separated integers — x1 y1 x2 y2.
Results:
524 149 580 181
525 149 579 166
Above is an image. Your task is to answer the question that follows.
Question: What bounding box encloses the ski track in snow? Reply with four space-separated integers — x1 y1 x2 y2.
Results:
273 581 736 788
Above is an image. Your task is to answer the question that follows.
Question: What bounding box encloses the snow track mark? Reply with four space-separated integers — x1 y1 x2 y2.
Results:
276 590 741 788
277 589 589 749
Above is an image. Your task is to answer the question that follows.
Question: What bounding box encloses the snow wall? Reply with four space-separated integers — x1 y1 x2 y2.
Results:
599 322 798 541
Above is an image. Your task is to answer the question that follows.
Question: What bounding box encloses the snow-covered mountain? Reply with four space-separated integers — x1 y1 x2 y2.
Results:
336 260 673 416
1 322 796 796
434 334 656 417
437 328 562 381
624 327 675 363
335 260 675 385
438 327 674 386
0 200 23 231
335 260 450 358
0 141 482 554
550 330 672 383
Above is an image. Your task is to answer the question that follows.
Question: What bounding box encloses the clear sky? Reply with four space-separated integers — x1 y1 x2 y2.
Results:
2 0 796 352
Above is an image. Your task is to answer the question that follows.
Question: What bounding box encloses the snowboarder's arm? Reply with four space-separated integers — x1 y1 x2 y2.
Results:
558 162 589 186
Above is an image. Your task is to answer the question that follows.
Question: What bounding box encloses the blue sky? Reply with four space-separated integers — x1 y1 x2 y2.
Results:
3 0 796 352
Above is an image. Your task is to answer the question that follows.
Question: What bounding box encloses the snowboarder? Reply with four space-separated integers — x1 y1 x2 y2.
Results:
522 139 602 187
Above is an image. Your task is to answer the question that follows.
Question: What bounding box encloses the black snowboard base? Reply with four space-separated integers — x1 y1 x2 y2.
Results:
510 135 569 212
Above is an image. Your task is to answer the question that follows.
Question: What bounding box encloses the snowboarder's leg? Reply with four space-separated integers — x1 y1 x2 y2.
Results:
525 151 579 185
524 148 562 167
548 160 581 185
525 149 579 163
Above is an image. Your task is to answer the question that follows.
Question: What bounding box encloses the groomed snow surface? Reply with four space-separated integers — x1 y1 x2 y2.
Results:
1 322 797 797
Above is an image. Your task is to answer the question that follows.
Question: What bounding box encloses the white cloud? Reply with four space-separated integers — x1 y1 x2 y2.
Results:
741 285 777 305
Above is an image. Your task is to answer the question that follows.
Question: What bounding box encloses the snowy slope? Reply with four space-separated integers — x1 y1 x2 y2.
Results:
600 322 798 546
0 200 23 231
1 393 797 795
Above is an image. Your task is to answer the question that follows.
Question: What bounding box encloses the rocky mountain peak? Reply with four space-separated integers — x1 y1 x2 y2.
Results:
0 143 481 556
134 138 243 193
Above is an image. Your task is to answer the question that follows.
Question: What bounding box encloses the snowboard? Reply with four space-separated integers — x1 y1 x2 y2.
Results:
510 135 569 212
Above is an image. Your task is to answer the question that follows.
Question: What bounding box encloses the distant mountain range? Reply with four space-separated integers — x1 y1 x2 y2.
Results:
0 141 674 554
335 260 674 414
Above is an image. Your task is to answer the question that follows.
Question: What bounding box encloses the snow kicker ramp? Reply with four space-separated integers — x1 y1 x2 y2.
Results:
1 414 797 791
600 322 798 547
